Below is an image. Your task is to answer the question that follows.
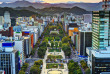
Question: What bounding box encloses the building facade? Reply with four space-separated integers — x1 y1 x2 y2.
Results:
79 31 92 56
92 11 110 50
86 11 110 74
0 42 19 74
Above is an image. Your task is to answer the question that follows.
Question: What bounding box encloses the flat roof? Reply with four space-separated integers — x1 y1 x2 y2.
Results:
79 30 92 32
92 49 110 58
69 23 79 27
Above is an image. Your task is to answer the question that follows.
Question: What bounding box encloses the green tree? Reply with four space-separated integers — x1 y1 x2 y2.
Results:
55 41 58 49
59 30 63 34
68 63 76 72
30 48 36 56
21 63 29 71
62 43 71 57
55 37 60 41
51 40 54 49
38 47 46 58
30 65 41 74
77 68 82 74
62 37 68 43
80 60 88 69
47 43 50 47
40 39 48 47
85 68 90 74
18 70 25 74
59 41 62 47
68 60 74 64
68 62 82 74
34 60 43 66
82 63 87 69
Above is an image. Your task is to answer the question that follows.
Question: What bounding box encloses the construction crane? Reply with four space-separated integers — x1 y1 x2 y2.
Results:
102 0 110 10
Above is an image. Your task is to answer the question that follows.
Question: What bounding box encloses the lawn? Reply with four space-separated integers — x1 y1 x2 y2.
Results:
47 55 63 59
49 49 61 52
46 63 64 69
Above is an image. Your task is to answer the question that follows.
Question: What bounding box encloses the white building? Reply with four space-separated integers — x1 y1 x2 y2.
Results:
23 26 39 45
4 11 11 24
14 39 25 66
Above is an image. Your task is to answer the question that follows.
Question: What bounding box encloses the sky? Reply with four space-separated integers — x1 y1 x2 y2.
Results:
0 0 102 3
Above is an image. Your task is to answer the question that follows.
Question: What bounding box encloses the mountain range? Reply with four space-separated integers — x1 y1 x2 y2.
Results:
0 7 39 17
35 7 91 15
0 1 103 11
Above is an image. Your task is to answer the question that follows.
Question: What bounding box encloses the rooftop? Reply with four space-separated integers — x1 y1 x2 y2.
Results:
69 23 79 27
91 46 110 58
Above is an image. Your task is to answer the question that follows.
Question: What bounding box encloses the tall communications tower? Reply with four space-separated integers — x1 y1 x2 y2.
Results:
102 0 110 10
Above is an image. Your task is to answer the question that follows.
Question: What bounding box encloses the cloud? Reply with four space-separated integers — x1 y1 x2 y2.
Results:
67 1 77 3
0 0 101 3
0 0 16 2
0 2 2 4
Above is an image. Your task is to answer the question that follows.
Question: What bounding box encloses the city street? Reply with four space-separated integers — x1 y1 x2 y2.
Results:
25 35 44 74
25 58 42 74
70 45 85 74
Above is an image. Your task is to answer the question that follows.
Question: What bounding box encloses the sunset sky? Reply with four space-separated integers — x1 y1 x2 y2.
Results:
0 0 102 3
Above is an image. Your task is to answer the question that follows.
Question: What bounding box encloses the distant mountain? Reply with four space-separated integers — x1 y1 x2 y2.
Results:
0 7 40 17
35 6 91 15
0 1 102 11
68 6 92 15
0 1 51 9
15 6 37 12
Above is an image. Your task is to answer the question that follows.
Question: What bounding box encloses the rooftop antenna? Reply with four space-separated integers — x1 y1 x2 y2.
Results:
102 0 110 10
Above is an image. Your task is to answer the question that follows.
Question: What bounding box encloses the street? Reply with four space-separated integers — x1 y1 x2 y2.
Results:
70 45 85 74
25 35 44 74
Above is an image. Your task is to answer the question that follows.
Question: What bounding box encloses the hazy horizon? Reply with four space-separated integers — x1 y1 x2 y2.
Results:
0 0 102 3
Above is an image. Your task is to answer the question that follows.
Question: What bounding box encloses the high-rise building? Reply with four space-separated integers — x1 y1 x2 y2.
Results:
86 11 110 74
0 42 19 74
92 11 110 50
14 39 25 67
11 18 16 27
24 36 32 58
4 11 11 24
79 28 92 56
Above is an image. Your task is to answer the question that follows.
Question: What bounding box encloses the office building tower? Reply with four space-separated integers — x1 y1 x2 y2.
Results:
78 24 92 56
92 11 110 50
24 36 32 58
4 11 11 24
86 11 110 74
11 18 16 27
0 42 19 74
14 39 25 66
